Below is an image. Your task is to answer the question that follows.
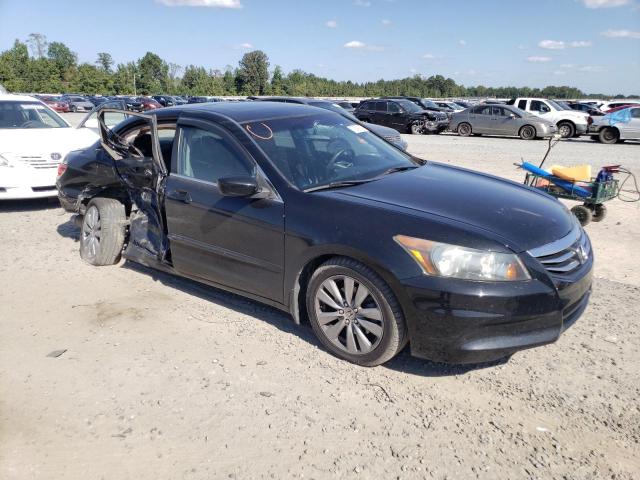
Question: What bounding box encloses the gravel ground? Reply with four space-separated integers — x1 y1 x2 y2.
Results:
1 126 639 480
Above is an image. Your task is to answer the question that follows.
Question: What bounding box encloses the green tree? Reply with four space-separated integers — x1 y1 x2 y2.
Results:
96 52 114 73
236 50 269 95
48 42 77 72
270 65 284 95
136 52 168 94
0 40 30 91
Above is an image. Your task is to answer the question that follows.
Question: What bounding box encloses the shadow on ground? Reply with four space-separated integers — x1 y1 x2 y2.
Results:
56 218 503 377
0 198 60 213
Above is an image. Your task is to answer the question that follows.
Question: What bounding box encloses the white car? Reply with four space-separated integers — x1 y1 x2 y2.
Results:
506 97 589 138
598 101 640 113
588 106 640 144
0 94 99 199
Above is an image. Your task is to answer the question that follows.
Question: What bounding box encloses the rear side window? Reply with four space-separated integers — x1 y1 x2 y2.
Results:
374 101 387 112
472 105 492 115
176 126 253 183
631 108 640 118
518 99 527 110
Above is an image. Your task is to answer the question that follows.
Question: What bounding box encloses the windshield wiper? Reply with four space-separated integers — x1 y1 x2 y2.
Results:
304 179 373 193
378 165 420 176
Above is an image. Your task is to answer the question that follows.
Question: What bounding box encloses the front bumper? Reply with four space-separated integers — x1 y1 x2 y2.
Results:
398 261 592 364
424 120 450 134
0 166 59 199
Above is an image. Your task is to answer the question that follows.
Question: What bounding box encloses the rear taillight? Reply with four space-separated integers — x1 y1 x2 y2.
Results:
57 163 67 177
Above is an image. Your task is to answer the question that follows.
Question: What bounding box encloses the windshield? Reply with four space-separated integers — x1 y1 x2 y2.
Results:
547 100 566 111
555 101 571 110
397 100 423 113
0 101 68 129
421 99 439 109
243 112 418 191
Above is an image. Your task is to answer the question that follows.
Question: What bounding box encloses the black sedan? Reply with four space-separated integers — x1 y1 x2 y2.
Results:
56 102 592 366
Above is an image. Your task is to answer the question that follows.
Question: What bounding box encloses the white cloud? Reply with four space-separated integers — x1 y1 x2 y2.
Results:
539 40 566 49
517 44 527 50
553 70 566 75
560 63 576 68
343 40 384 51
570 40 592 47
325 19 337 28
601 29 640 38
422 53 436 59
354 0 371 6
458 39 467 46
238 42 253 49
579 65 606 72
527 56 552 62
344 40 366 49
156 0 242 7
581 0 630 8
382 19 392 26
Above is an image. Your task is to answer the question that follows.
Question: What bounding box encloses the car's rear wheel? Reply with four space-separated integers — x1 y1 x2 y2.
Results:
306 257 407 366
457 122 472 136
557 121 575 138
70 105 77 113
519 125 536 140
80 198 126 266
598 127 619 144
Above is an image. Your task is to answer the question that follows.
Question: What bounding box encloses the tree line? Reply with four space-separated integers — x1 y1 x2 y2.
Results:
0 34 635 100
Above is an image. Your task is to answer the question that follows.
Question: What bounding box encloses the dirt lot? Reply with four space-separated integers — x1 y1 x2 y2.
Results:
1 128 639 479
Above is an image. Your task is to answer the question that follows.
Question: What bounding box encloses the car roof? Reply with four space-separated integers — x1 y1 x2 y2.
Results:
157 101 332 123
0 93 43 102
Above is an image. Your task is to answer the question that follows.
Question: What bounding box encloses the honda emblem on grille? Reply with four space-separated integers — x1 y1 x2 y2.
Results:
50 152 62 161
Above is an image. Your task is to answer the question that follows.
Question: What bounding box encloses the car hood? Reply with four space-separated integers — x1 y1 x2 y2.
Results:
0 127 99 158
332 163 575 252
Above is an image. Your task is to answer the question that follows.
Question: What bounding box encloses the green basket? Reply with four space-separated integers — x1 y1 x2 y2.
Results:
525 173 619 205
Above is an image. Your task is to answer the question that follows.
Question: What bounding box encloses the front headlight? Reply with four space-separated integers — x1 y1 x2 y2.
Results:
394 235 531 281
0 153 12 167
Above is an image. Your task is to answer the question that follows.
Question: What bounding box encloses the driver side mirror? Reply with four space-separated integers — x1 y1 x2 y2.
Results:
508 114 516 119
218 175 260 197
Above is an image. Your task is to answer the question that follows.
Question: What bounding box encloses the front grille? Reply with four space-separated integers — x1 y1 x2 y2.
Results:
18 155 58 169
528 227 591 276
31 186 56 192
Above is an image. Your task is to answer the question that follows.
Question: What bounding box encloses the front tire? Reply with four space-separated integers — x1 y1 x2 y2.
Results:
70 105 77 113
80 198 126 266
571 205 592 226
410 121 423 135
457 122 472 137
557 121 575 138
306 257 407 366
519 125 537 140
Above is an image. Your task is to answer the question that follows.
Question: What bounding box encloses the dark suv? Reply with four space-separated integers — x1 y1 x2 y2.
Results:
355 99 449 134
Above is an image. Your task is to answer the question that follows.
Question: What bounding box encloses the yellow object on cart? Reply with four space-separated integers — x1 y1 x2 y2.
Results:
550 164 592 182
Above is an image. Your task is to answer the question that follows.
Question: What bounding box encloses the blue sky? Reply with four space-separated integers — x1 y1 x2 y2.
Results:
1 0 639 94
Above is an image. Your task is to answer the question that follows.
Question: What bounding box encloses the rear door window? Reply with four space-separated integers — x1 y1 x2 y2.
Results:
518 99 527 110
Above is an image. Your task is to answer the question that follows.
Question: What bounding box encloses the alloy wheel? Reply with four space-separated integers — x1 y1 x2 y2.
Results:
81 206 101 261
558 124 571 137
314 275 384 355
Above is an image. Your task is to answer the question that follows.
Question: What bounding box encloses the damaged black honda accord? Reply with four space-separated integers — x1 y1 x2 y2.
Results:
57 102 592 366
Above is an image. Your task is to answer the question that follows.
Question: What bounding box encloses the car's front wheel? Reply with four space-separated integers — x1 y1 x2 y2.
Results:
80 198 126 266
557 121 575 138
306 257 407 366
457 122 472 136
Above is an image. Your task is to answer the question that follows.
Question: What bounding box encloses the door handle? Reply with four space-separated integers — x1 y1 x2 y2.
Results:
167 189 192 204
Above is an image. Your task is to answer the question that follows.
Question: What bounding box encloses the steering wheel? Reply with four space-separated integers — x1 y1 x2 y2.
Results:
326 149 354 172
21 120 45 129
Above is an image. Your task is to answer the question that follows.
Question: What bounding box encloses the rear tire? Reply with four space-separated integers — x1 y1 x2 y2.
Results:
70 105 77 113
591 204 607 222
571 205 592 226
519 125 536 140
598 127 619 144
457 122 472 137
80 198 126 266
306 257 407 367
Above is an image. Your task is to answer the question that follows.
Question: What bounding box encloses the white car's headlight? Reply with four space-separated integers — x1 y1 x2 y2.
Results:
394 235 531 281
0 153 12 167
